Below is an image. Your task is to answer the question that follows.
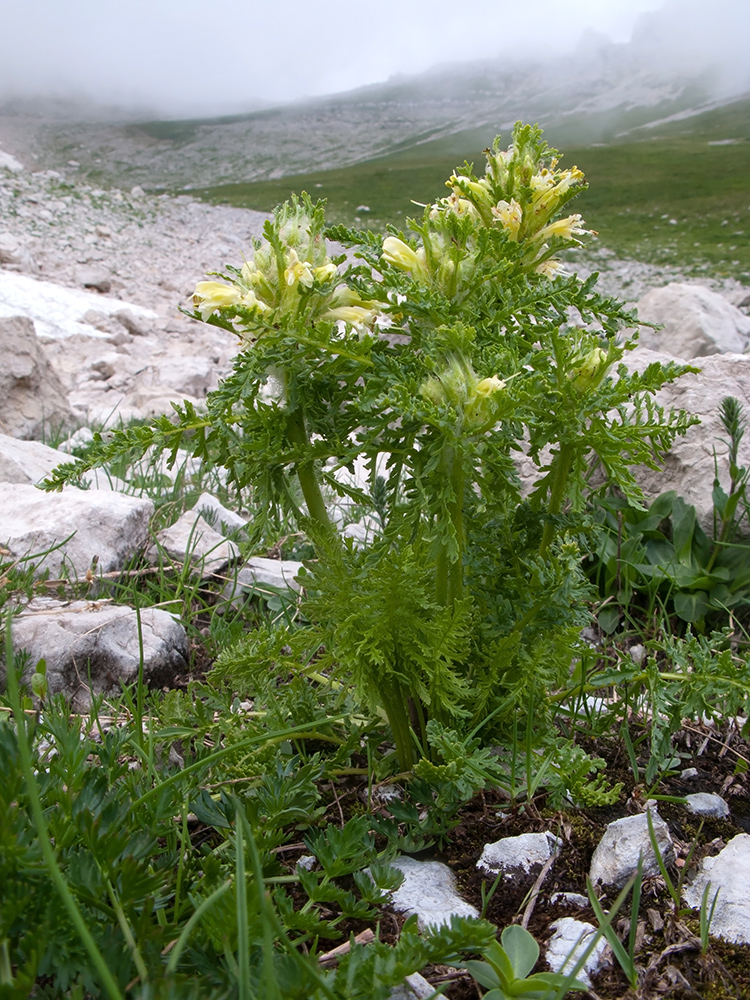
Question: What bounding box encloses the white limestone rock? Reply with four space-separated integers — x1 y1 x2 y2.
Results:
624 349 750 530
0 483 153 579
0 314 74 439
546 917 610 987
683 834 750 943
0 269 155 341
5 597 188 711
222 557 304 606
196 493 249 535
477 832 561 877
684 792 730 818
388 856 478 931
589 807 674 888
637 283 750 359
150 509 239 577
0 434 66 485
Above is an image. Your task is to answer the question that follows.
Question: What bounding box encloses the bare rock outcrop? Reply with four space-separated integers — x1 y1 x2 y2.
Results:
5 598 188 711
0 484 153 580
636 282 750 359
0 315 74 438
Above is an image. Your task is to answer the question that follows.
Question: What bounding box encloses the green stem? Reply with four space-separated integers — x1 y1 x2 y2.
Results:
539 442 575 555
285 406 334 532
435 445 466 609
381 677 416 771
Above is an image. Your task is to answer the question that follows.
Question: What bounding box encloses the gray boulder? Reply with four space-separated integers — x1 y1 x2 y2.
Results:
0 434 66 485
637 283 750 359
0 315 74 439
546 918 610 987
625 349 750 528
5 597 188 710
589 807 674 888
0 484 153 579
150 508 239 577
477 832 561 877
683 834 750 944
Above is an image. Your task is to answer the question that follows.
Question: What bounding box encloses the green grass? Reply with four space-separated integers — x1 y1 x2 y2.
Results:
193 97 750 281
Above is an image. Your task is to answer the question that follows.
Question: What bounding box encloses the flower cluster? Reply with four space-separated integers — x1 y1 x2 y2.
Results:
192 195 378 343
382 123 595 295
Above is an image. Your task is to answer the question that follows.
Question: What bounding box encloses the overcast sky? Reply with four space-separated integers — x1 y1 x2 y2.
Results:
0 0 747 117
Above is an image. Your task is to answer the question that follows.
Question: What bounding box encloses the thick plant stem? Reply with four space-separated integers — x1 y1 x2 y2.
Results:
381 677 416 771
285 406 334 533
539 442 575 556
435 446 466 609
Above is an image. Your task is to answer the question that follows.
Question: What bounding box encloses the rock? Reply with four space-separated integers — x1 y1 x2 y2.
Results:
114 308 151 337
477 832 561 877
0 483 153 579
636 283 750 359
150 509 239 576
0 434 66 485
387 856 479 930
75 264 112 294
685 792 730 818
4 597 188 711
195 493 249 535
681 768 699 780
0 270 156 341
389 974 434 1000
0 150 24 173
683 834 750 943
0 232 21 264
589 806 674 887
625 350 750 529
550 892 589 908
545 918 610 987
221 557 303 607
0 315 75 439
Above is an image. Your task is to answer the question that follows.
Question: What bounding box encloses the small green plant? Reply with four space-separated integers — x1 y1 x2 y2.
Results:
464 924 588 998
589 395 750 631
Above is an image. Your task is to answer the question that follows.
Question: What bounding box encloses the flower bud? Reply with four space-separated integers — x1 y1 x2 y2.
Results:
382 236 429 281
571 347 609 390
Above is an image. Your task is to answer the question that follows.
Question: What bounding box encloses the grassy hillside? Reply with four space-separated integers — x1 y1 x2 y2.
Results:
194 97 750 281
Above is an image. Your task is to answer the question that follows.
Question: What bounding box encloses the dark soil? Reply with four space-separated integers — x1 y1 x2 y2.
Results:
313 718 750 1000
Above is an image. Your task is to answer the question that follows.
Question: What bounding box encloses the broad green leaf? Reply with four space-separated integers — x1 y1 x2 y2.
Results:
501 924 539 980
674 591 708 623
465 958 503 990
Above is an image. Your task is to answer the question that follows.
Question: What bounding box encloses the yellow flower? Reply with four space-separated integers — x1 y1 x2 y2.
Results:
535 258 567 278
193 281 241 320
491 198 523 240
284 248 314 289
240 289 270 312
313 261 339 284
382 236 429 281
322 285 377 327
534 214 592 243
474 374 506 397
323 305 375 326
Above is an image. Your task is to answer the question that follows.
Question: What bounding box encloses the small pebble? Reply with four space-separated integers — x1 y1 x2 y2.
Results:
685 792 730 818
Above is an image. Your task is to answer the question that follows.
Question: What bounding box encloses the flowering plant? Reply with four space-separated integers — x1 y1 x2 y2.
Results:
46 124 694 770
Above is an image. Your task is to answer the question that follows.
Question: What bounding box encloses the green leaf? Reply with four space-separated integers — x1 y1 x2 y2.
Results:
501 924 539 980
674 591 708 623
465 958 503 990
